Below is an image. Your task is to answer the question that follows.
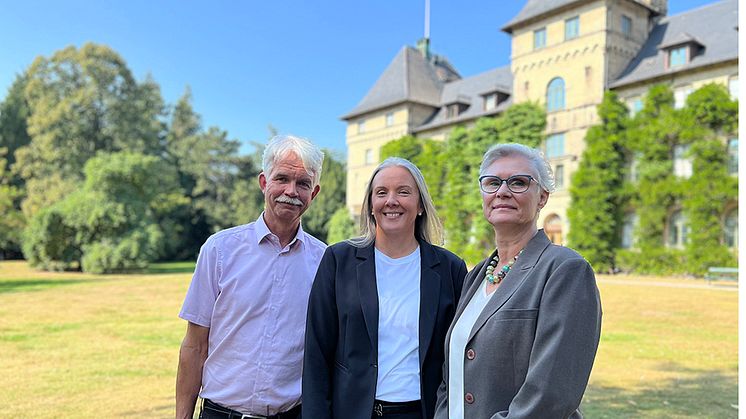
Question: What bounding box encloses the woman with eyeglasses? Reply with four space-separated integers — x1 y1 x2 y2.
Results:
433 143 602 419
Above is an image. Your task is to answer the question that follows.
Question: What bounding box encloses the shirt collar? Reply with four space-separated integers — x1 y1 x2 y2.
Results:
255 211 306 248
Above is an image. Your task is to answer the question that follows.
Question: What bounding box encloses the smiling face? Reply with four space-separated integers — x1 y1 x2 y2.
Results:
481 155 548 229
259 151 319 230
371 166 423 240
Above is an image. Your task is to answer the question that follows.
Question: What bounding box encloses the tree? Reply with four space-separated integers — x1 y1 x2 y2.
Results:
326 207 357 245
14 43 166 216
302 150 347 242
0 74 31 174
567 92 629 272
23 152 182 273
0 148 24 258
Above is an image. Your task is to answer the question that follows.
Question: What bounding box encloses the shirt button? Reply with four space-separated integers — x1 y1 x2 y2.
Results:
466 349 475 360
465 392 474 404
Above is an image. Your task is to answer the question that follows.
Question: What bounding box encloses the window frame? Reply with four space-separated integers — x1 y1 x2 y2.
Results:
545 133 565 159
669 46 687 68
621 15 632 38
546 77 566 112
565 16 579 40
534 27 547 49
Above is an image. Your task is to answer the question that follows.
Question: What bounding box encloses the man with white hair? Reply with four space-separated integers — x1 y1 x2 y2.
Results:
176 135 326 419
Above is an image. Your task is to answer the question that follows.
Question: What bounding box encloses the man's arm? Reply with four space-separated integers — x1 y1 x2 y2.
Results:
176 322 210 419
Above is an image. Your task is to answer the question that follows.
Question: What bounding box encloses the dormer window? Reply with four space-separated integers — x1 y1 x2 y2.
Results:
446 104 461 118
669 46 687 67
484 93 498 111
660 35 703 70
482 91 507 111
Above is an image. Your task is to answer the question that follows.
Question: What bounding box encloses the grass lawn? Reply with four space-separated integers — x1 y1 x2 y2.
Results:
0 261 737 418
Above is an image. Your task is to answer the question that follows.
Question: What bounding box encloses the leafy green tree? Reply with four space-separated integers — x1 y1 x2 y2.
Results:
0 74 31 173
23 152 182 272
303 150 346 242
326 207 357 245
0 148 24 258
15 43 166 216
494 102 546 147
567 92 629 272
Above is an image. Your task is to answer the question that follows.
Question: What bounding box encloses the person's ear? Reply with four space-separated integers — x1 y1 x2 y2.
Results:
258 172 267 192
311 184 320 200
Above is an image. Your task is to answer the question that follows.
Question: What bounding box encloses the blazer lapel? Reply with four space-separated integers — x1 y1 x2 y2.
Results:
418 242 441 369
356 243 379 354
468 231 552 341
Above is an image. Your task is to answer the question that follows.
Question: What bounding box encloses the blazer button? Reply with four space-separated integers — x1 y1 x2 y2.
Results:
465 393 474 404
466 348 475 360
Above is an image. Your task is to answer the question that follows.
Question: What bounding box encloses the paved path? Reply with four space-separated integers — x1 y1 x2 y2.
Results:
597 278 738 292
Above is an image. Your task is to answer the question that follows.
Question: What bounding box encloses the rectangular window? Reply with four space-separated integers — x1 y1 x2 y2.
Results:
357 119 366 134
673 144 692 178
446 104 460 118
629 97 643 116
545 134 565 158
674 86 692 109
729 76 738 100
669 46 687 68
728 138 738 175
484 93 498 111
565 16 579 40
534 27 547 49
621 15 632 37
555 164 565 189
385 112 394 127
364 148 373 165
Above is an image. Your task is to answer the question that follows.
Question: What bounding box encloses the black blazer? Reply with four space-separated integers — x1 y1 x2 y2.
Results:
303 239 467 419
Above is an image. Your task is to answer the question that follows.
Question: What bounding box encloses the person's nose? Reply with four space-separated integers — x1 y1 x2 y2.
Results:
385 193 399 206
285 182 299 197
495 181 512 197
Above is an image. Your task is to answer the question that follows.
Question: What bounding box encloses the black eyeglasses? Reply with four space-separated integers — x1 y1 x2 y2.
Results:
479 175 536 194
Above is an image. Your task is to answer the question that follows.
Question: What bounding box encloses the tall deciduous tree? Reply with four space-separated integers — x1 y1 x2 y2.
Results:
15 43 166 216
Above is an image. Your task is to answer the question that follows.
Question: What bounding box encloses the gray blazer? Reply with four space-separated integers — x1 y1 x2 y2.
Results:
434 230 602 419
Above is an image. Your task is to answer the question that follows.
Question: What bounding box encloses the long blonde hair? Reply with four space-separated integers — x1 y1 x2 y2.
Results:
349 157 443 247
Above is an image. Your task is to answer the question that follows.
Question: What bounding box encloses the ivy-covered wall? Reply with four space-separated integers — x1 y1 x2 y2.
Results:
569 84 738 275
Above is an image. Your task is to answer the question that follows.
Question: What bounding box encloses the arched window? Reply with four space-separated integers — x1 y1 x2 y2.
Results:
543 214 563 245
546 78 565 112
667 210 687 248
724 209 738 248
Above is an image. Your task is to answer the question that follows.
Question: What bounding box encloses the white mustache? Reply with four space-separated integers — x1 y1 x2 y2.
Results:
276 196 303 206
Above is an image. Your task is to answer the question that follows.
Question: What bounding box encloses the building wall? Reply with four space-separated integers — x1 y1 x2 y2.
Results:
343 0 739 247
510 0 613 243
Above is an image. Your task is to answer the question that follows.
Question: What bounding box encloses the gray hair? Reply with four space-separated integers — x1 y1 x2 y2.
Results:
262 134 324 186
479 143 555 193
350 157 443 247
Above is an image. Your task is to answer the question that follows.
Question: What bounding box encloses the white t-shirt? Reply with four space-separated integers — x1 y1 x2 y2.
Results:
448 279 493 419
374 246 422 401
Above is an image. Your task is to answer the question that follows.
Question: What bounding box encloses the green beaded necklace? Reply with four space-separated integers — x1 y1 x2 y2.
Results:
485 249 523 284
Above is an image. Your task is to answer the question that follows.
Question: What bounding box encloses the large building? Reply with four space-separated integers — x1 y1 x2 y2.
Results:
342 0 738 245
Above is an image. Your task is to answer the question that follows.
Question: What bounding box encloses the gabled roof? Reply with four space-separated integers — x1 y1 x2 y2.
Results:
502 0 662 33
502 0 659 33
611 0 738 89
341 46 460 120
414 65 513 132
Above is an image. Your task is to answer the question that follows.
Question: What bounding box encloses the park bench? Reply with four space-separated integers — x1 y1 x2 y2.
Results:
704 267 738 284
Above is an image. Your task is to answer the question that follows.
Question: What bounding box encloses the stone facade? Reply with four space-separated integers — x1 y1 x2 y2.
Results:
342 0 738 244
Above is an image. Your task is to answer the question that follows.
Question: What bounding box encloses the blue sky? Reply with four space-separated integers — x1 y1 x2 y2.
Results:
0 0 720 155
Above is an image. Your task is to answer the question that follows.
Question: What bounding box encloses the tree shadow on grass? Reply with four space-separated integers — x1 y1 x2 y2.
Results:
0 278 102 294
144 261 196 274
582 364 737 418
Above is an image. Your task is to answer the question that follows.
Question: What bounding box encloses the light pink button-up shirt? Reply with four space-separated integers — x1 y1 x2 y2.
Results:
179 213 326 416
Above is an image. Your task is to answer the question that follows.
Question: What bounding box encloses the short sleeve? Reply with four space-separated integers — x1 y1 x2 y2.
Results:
178 236 221 327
